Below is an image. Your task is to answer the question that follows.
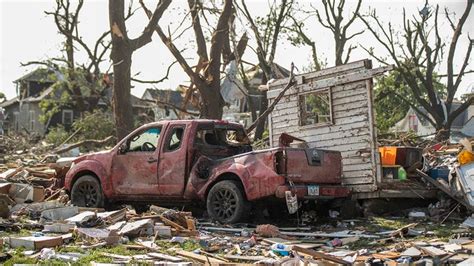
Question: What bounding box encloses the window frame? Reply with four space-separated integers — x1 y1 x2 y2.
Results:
164 125 186 152
62 109 74 126
298 87 333 128
29 110 35 131
125 126 162 153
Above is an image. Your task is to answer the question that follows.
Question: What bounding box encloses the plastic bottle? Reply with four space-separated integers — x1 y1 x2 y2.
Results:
398 167 407 181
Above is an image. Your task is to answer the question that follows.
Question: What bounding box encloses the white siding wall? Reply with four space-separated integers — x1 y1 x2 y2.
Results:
268 61 387 193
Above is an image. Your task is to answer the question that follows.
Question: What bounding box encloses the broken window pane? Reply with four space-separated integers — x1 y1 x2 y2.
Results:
299 90 332 126
166 127 184 152
128 127 161 152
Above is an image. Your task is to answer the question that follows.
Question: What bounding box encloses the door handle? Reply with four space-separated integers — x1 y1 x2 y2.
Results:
147 158 158 163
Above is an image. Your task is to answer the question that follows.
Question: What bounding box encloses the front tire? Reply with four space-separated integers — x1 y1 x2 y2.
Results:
71 175 104 208
206 180 248 224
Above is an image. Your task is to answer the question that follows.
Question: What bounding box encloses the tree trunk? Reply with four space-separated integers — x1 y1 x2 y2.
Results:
199 83 225 119
435 125 451 142
110 42 133 140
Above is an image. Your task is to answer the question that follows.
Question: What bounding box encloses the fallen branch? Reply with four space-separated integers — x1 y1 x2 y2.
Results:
246 63 296 134
53 136 115 154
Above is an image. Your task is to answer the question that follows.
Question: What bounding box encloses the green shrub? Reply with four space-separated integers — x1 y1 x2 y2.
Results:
72 110 114 140
45 125 69 146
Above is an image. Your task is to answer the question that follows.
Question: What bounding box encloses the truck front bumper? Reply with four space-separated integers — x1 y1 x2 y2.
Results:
275 184 351 199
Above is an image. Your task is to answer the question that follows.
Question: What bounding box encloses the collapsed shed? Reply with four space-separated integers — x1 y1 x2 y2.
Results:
267 59 438 199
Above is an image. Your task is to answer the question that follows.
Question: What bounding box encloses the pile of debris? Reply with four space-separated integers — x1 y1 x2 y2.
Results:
419 138 474 215
1 196 474 265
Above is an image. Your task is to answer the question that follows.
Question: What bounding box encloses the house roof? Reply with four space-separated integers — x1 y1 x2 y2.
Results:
411 101 471 127
0 97 19 108
14 68 55 83
142 88 183 106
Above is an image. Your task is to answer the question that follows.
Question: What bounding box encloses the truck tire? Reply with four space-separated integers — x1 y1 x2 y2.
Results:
206 180 248 224
71 175 104 208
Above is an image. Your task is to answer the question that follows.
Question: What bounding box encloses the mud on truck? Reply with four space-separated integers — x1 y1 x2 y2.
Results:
65 120 350 223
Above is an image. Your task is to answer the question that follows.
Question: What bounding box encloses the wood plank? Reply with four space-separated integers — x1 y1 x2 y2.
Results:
292 246 351 265
175 249 226 264
222 255 268 262
342 177 375 185
333 99 368 112
332 93 368 105
343 163 374 172
268 60 369 87
147 252 184 262
268 65 392 98
343 170 374 178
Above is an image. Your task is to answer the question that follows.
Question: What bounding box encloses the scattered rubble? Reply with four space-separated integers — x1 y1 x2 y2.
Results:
2 133 474 264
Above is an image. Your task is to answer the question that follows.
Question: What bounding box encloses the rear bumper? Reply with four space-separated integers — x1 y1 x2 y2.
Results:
275 184 351 199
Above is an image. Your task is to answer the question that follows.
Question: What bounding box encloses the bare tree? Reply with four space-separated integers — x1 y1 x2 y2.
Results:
109 0 171 140
315 0 363 66
140 0 247 119
359 0 473 140
237 0 295 139
44 0 119 112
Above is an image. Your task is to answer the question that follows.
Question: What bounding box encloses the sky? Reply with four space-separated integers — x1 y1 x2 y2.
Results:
0 0 473 100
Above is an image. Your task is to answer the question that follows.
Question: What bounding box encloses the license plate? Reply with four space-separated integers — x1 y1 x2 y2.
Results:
308 185 320 196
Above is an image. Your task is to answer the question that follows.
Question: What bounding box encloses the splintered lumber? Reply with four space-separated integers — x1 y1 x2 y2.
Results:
223 255 269 262
0 168 21 179
159 215 186 231
175 249 226 264
417 169 474 211
147 252 183 262
292 246 351 265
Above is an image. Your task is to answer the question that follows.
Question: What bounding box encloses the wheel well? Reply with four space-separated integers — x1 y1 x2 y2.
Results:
205 173 247 200
70 171 101 192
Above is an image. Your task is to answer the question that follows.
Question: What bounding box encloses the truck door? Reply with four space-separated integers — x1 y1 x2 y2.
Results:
158 124 187 196
111 126 162 196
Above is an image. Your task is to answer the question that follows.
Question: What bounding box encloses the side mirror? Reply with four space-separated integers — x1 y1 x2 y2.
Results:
118 143 127 154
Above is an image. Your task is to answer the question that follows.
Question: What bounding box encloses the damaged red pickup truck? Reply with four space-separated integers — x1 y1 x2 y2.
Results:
65 120 350 223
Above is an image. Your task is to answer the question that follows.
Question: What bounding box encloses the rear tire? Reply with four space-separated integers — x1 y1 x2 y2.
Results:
206 180 248 224
71 175 104 208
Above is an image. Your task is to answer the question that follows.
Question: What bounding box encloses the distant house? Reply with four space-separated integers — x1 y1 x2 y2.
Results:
141 88 196 120
220 61 289 126
0 68 154 136
0 68 69 135
393 98 474 141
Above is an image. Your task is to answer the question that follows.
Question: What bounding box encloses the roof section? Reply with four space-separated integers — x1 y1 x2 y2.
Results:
0 97 19 108
14 68 56 83
143 88 183 106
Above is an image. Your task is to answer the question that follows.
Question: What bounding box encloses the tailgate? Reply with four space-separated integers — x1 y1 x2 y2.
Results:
282 148 342 184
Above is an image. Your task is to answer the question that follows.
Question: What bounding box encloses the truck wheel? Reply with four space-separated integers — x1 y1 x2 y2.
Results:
71 175 104 208
207 180 247 224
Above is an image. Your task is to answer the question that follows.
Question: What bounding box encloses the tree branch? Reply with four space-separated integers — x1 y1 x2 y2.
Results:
131 0 172 51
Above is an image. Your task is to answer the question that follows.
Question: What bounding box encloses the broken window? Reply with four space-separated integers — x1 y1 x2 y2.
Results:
29 110 35 131
299 89 332 126
409 114 418 132
62 109 73 126
127 127 161 152
165 126 184 152
13 112 19 131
